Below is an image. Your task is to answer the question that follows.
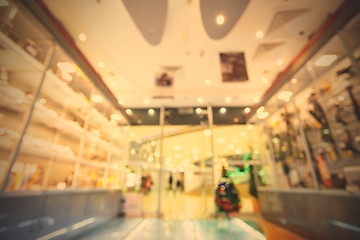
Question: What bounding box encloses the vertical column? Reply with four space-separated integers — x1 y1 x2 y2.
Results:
264 122 280 188
157 105 165 217
207 105 216 208
1 42 55 193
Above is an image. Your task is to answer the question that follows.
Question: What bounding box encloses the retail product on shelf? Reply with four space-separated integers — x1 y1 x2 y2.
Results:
0 1 128 192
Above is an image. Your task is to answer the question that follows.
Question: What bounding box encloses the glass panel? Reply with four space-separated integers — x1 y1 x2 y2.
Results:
0 1 53 190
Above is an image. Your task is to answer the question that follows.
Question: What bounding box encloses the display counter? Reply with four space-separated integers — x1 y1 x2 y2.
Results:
247 3 360 240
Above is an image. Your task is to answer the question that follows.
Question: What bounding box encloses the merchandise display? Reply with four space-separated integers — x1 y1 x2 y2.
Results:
0 2 128 192
251 13 360 192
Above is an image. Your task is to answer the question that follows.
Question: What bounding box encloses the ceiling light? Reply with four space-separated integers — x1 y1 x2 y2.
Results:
256 31 264 39
276 59 283 66
257 111 269 119
130 149 136 155
315 54 337 66
262 77 268 84
39 98 46 104
148 108 155 115
118 99 124 105
253 97 259 103
225 97 231 103
193 149 200 154
195 108 202 114
126 109 132 115
233 117 239 123
338 96 344 101
91 94 104 103
57 62 76 73
291 78 298 84
204 79 211 85
111 113 122 121
244 107 251 113
144 98 150 104
197 97 204 103
220 107 226 114
78 33 87 41
173 145 182 150
203 129 212 136
98 61 105 68
216 15 225 25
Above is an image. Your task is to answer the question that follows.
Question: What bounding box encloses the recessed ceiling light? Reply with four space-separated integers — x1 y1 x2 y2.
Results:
204 79 211 85
291 78 298 84
233 117 239 123
98 61 105 68
216 14 225 25
148 108 155 115
203 129 212 136
197 97 204 103
315 54 337 66
262 77 268 84
39 98 46 104
144 98 150 104
220 107 226 114
195 108 202 114
225 97 231 103
244 107 251 113
92 94 103 103
57 62 76 73
78 33 87 41
276 59 283 66
126 109 132 115
256 31 264 39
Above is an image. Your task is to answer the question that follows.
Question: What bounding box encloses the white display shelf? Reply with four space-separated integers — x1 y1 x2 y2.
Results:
0 32 44 72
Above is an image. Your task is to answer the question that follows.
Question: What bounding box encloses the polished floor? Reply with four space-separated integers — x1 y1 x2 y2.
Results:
74 187 308 240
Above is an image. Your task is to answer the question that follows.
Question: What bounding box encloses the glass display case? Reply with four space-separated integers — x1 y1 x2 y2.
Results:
250 13 360 192
0 0 129 192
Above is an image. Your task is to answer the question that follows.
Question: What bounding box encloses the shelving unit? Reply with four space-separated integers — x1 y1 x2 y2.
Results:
0 5 129 192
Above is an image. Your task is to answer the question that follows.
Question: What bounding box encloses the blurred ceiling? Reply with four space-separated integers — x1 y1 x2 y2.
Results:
41 0 344 109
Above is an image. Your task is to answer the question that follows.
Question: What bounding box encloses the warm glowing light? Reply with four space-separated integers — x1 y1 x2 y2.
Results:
111 113 122 121
257 106 264 113
276 59 283 65
253 97 259 103
217 138 226 144
204 79 211 85
92 94 104 103
244 107 251 113
291 78 297 84
216 15 225 25
203 129 212 136
278 91 293 102
57 62 76 73
98 61 105 68
315 54 337 66
220 107 226 114
262 77 268 84
39 98 46 104
256 31 264 39
233 117 239 123
126 109 132 115
118 99 124 104
78 33 87 41
225 97 231 103
195 108 202 114
148 108 155 115
197 97 204 103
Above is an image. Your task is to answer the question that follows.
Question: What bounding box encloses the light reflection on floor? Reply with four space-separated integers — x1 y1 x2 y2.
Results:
74 218 266 240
